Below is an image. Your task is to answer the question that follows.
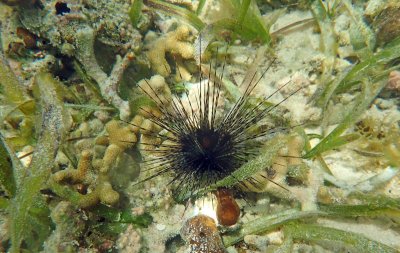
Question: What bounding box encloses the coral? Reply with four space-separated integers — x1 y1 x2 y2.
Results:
138 75 172 105
53 119 138 208
146 26 194 78
130 114 145 133
354 105 400 155
136 75 172 152
2 0 142 120
116 225 142 253
53 150 120 207
371 2 400 46
74 28 134 120
76 177 120 207
180 214 227 253
138 118 162 152
98 120 138 171
53 150 93 184
387 70 400 92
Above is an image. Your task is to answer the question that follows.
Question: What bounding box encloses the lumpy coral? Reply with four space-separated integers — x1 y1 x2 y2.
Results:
136 75 172 152
95 120 138 173
116 225 142 253
387 70 400 92
52 120 138 208
146 26 194 78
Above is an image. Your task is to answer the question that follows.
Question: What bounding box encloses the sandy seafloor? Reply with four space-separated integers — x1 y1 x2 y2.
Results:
0 0 400 252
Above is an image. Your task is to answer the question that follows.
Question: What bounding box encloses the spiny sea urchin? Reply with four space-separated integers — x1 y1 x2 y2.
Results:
136 45 300 201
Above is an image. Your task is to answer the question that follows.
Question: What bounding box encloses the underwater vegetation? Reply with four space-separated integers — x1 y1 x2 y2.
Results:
0 0 399 252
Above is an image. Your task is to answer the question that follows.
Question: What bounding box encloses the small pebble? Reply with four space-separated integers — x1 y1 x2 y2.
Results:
156 223 166 231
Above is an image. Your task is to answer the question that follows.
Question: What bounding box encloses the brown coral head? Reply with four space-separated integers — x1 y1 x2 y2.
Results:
181 215 227 253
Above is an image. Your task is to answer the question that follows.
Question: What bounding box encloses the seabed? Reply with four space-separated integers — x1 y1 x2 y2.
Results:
0 0 399 252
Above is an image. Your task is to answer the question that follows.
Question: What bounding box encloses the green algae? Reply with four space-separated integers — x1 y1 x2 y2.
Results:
284 223 397 253
215 134 287 188
223 209 325 246
223 200 400 250
303 79 384 159
140 0 282 45
92 205 154 234
144 0 205 31
196 0 207 14
0 54 36 148
0 55 33 113
0 133 16 197
129 0 144 28
8 73 68 253
303 3 400 159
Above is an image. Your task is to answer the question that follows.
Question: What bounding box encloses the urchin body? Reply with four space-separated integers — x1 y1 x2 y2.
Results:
140 83 255 196
174 119 246 189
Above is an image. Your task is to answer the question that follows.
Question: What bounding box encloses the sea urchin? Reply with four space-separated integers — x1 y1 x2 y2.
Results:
137 48 299 201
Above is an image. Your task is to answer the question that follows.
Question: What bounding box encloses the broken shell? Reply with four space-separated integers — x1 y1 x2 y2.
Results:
215 188 240 226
